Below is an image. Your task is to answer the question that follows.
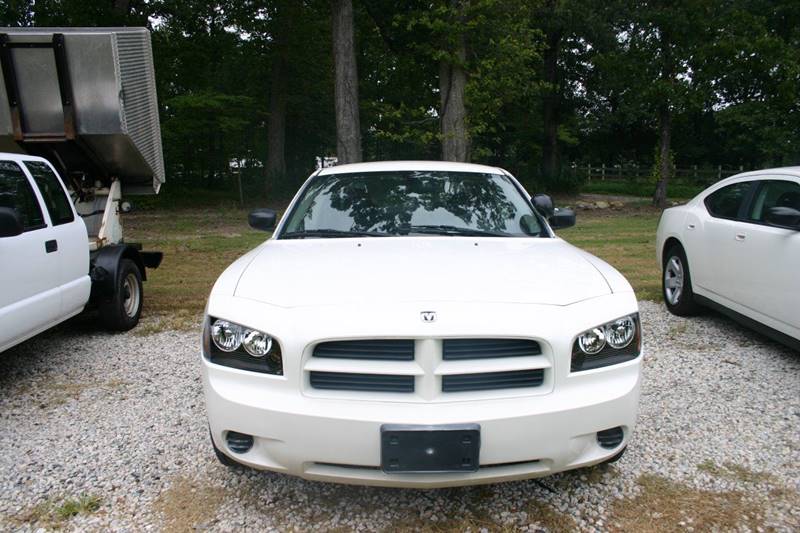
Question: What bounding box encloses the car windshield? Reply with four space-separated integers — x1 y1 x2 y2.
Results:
280 170 544 238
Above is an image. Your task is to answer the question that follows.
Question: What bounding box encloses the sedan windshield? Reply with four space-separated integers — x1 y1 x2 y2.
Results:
280 170 543 238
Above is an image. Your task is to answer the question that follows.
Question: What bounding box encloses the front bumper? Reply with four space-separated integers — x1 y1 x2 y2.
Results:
203 356 640 488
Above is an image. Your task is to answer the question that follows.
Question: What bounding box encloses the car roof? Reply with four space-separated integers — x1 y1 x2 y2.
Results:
727 166 800 181
0 151 51 164
317 160 507 176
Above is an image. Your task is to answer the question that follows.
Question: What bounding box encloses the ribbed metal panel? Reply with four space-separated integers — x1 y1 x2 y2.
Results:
114 30 164 192
310 371 414 393
443 339 541 360
442 369 544 392
313 340 414 361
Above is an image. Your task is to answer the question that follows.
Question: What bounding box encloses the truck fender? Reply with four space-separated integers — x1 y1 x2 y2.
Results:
89 245 152 303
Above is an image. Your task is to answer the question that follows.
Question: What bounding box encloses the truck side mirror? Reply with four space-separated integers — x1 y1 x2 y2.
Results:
765 206 800 230
531 194 554 217
549 207 576 230
0 207 23 238
248 208 277 232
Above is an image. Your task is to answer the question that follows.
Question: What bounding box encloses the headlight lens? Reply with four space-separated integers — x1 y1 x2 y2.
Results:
578 327 606 354
204 317 283 375
242 329 272 357
211 320 243 352
572 313 640 372
605 316 636 349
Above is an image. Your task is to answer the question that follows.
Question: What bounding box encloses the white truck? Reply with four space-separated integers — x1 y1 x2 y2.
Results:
0 28 164 352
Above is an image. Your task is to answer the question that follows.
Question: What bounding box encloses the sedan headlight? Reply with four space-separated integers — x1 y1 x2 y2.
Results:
203 317 283 375
571 313 640 372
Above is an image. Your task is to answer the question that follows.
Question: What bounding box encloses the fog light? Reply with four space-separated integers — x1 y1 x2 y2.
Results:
226 431 253 454
597 426 624 449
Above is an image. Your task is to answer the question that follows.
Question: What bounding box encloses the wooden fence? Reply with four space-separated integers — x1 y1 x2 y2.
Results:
565 163 749 186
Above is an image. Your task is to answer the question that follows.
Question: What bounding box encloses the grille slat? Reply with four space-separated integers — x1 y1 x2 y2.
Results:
310 371 414 393
314 340 415 361
443 339 541 360
442 369 544 392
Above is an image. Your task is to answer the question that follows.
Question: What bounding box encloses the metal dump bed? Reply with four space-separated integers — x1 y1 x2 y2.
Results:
0 27 164 194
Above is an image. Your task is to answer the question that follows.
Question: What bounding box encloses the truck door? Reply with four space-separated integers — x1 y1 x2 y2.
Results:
22 160 91 316
0 160 61 350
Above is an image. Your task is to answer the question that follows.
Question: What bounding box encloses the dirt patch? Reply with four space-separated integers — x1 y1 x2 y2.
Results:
697 460 778 484
608 474 765 532
153 477 227 533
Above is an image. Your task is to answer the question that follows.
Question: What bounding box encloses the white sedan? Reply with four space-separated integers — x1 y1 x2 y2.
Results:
202 161 642 488
656 167 800 350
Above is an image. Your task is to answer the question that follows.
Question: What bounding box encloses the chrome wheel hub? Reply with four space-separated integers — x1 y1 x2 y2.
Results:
122 273 140 318
664 256 684 305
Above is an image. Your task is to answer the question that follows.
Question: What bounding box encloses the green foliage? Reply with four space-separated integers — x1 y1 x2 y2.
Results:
3 0 799 200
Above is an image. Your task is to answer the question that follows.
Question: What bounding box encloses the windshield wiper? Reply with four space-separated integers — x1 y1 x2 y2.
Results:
402 225 511 237
280 228 389 239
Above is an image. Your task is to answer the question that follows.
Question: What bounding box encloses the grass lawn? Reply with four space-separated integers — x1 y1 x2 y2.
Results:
125 204 664 332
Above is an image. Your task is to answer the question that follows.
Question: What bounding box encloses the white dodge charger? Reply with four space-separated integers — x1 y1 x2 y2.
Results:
656 167 800 350
201 161 641 488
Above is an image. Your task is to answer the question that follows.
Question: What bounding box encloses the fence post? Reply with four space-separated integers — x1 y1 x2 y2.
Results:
717 165 722 180
601 163 605 181
693 165 697 181
739 165 744 172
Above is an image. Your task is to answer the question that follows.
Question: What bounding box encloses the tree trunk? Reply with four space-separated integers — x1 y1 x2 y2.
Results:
266 54 286 180
331 0 362 164
653 105 671 207
541 27 562 181
439 1 469 162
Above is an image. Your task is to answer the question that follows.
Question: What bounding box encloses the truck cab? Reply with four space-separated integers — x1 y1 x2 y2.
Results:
0 153 92 351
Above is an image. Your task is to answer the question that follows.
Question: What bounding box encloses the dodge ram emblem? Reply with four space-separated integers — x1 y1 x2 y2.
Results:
420 311 437 323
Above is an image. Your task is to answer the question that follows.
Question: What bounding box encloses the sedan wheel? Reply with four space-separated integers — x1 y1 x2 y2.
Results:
664 256 684 305
662 245 700 316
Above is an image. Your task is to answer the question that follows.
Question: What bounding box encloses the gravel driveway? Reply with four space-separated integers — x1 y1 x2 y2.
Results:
1 301 798 532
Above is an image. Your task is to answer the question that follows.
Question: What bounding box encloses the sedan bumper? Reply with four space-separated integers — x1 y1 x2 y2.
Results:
203 356 641 488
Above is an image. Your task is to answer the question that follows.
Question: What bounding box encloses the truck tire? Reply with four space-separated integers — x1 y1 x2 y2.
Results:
99 258 143 331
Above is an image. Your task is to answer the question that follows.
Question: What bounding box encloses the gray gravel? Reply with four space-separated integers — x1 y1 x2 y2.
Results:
1 301 798 532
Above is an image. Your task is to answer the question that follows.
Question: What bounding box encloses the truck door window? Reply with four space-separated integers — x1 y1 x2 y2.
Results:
0 160 45 231
23 161 75 225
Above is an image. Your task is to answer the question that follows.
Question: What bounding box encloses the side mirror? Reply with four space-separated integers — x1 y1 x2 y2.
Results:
531 193 554 217
765 206 800 230
548 207 576 230
248 208 277 232
0 207 23 238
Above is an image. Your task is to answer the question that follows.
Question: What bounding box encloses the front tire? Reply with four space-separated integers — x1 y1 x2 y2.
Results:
662 244 700 316
210 431 239 468
99 258 143 331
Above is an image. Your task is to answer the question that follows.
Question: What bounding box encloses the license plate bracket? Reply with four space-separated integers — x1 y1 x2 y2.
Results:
380 424 480 473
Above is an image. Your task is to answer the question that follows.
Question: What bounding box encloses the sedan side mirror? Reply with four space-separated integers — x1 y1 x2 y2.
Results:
548 207 576 230
248 208 277 232
0 207 23 238
531 194 555 217
765 206 800 230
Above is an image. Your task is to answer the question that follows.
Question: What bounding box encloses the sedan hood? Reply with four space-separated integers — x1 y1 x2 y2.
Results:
233 237 612 307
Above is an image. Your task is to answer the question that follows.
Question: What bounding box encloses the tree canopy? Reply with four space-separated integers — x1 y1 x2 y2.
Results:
2 0 798 200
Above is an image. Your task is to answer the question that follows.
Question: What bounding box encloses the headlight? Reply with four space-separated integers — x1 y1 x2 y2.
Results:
203 317 283 375
572 313 640 372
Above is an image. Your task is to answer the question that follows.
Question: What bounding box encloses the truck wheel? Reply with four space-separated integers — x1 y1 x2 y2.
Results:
601 445 627 465
662 244 701 316
99 258 143 331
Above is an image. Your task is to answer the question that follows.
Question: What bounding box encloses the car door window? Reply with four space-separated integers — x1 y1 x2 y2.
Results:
23 161 74 225
704 182 753 220
0 160 45 231
748 180 800 222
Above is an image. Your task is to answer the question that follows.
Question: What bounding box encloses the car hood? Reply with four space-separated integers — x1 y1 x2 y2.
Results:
233 237 613 307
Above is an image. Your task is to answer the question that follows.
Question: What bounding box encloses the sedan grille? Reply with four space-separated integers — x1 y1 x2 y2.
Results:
309 371 415 393
313 340 414 361
442 369 545 392
443 339 542 360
